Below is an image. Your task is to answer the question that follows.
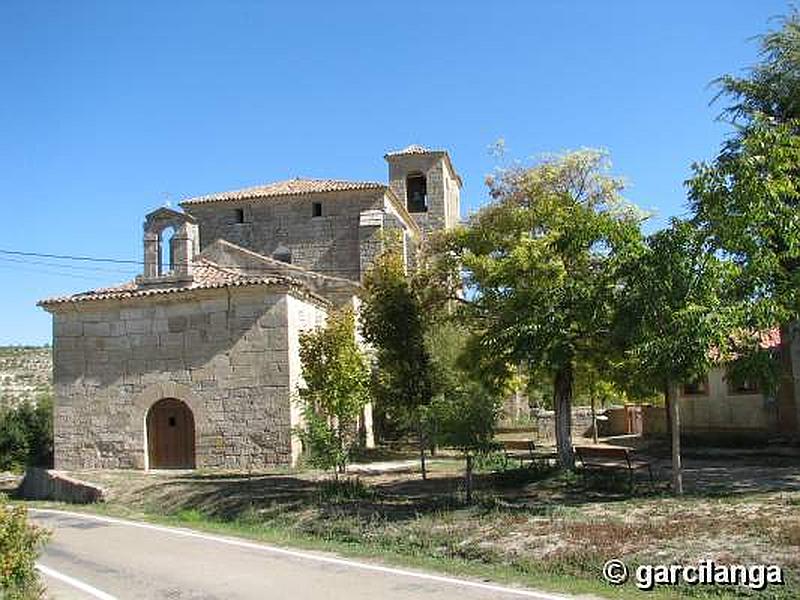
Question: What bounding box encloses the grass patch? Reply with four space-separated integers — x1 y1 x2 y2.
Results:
18 457 800 600
24 498 676 599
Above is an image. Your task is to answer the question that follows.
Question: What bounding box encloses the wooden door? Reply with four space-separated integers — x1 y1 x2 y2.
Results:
147 398 195 469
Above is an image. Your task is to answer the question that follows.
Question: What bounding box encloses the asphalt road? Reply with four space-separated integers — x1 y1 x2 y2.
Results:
30 509 575 600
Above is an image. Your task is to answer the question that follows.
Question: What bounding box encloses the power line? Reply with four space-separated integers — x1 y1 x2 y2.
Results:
0 249 141 265
0 247 349 277
0 262 115 282
0 256 136 275
0 249 183 274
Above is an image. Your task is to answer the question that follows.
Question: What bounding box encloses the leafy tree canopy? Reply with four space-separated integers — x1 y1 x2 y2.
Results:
687 13 800 405
716 11 800 125
0 396 53 473
614 219 744 392
445 149 643 369
690 118 800 328
296 308 370 474
441 149 645 467
360 249 433 422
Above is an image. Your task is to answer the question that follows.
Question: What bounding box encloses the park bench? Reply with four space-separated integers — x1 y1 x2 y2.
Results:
500 440 558 469
573 445 653 491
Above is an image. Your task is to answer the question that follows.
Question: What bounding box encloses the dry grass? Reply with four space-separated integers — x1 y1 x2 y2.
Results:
61 454 800 598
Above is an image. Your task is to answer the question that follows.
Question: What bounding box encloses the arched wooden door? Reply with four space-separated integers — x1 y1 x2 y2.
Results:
147 398 195 469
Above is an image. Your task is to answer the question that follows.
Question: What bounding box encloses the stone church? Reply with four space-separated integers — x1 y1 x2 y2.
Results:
39 145 462 470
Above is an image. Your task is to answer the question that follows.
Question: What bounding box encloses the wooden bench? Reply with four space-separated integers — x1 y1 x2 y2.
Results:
500 440 558 469
574 445 653 491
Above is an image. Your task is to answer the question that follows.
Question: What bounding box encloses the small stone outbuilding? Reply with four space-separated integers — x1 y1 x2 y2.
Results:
39 145 462 470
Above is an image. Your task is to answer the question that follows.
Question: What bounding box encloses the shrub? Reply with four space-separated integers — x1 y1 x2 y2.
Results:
430 384 502 503
317 478 376 503
0 497 50 599
295 309 371 476
0 396 53 473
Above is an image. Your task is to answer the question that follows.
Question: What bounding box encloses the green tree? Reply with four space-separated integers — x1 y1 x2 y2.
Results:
715 11 800 125
425 321 473 397
430 384 501 504
0 498 50 599
690 11 800 433
0 396 53 473
295 308 371 476
441 150 643 468
614 220 740 493
360 249 435 478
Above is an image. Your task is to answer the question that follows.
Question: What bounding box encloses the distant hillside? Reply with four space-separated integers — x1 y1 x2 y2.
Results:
0 346 52 408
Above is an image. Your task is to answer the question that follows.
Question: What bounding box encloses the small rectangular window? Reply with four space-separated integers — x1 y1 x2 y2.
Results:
234 208 245 224
682 377 709 397
312 202 322 218
726 370 760 394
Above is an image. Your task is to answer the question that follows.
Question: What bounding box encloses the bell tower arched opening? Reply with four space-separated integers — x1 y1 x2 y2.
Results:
140 207 199 283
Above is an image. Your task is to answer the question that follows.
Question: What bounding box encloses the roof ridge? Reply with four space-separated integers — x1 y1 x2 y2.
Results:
384 144 443 157
193 256 246 278
181 178 387 206
37 272 327 307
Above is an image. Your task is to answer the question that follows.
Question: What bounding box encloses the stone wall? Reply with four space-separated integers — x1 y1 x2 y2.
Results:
17 468 105 503
49 285 328 470
200 239 361 308
527 407 596 441
286 294 328 461
185 189 393 281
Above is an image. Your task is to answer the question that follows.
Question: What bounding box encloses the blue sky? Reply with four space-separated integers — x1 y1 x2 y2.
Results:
0 1 791 345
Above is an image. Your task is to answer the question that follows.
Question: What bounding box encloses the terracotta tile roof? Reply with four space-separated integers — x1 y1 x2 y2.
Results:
37 259 322 307
180 178 386 206
384 144 441 156
758 327 781 349
708 327 782 362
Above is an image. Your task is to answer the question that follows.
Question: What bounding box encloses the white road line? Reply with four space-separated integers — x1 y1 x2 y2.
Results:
30 508 573 600
36 563 118 600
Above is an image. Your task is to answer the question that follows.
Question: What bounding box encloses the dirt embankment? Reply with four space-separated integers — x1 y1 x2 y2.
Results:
0 346 52 409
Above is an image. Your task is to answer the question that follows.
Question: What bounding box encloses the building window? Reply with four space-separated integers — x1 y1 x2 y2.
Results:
682 377 709 396
726 371 760 394
312 202 323 218
234 208 245 224
406 173 427 213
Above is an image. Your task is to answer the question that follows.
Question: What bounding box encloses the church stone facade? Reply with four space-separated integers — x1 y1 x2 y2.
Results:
40 145 461 471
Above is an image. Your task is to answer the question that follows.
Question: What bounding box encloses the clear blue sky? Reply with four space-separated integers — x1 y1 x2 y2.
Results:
0 1 791 345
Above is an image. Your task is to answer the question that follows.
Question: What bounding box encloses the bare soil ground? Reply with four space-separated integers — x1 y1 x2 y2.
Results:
59 446 800 598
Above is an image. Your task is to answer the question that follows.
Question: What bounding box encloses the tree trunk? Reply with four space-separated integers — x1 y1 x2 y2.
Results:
590 390 598 444
667 380 683 495
777 323 798 434
553 363 575 469
417 420 428 481
465 454 474 504
337 431 346 475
